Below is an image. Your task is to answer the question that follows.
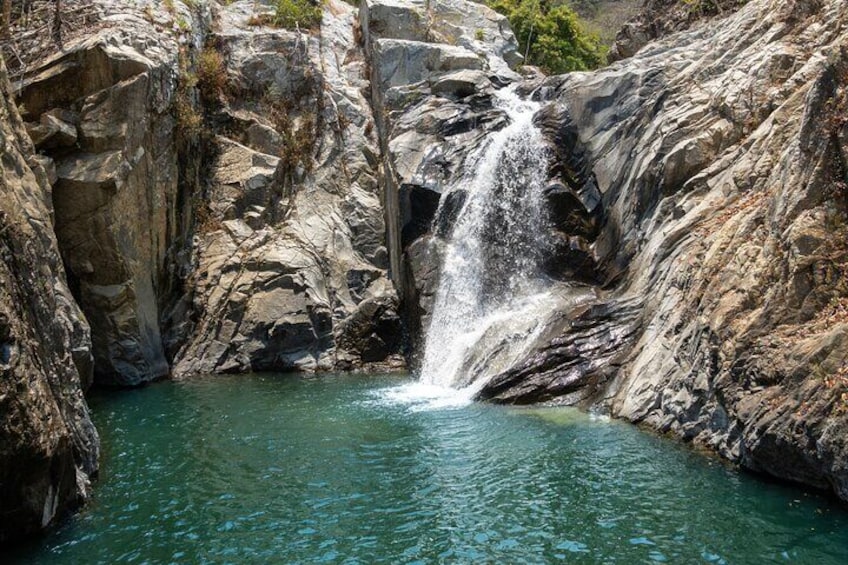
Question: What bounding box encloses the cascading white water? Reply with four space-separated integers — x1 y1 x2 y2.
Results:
419 86 555 392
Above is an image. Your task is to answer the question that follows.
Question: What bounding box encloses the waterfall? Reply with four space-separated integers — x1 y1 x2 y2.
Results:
419 86 555 391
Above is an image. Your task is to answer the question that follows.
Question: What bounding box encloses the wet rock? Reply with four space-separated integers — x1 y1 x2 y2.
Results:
479 299 642 404
400 235 444 359
430 69 492 98
400 184 441 246
434 189 467 237
336 295 405 365
477 0 848 502
543 233 600 284
544 182 599 239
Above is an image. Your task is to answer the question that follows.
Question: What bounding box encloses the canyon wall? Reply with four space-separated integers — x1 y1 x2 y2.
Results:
478 0 848 500
170 0 404 375
2 0 848 543
10 0 407 387
0 56 98 543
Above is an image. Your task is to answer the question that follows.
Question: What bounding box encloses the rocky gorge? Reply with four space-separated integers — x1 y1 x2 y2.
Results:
0 0 847 547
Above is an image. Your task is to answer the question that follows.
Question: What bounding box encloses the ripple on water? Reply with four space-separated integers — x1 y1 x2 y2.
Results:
9 373 848 564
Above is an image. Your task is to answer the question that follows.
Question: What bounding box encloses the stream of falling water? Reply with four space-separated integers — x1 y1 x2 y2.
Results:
415 86 555 399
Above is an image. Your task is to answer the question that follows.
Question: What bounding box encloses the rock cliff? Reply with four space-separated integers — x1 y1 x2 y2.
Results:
2 0 848 544
477 0 848 501
8 0 407 384
0 56 98 543
12 0 206 386
170 0 405 375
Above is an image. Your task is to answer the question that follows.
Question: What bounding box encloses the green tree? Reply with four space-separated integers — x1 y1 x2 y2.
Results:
487 0 605 74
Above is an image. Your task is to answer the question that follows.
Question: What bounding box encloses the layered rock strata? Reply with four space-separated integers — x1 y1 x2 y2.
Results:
476 0 848 501
12 0 409 382
14 0 207 386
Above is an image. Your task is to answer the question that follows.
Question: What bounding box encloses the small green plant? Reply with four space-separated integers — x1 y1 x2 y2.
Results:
475 29 484 41
265 90 318 178
258 61 324 185
681 0 748 17
269 0 322 30
246 0 322 29
174 89 202 136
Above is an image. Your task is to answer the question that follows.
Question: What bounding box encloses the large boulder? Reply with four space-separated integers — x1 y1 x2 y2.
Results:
371 39 484 91
360 0 522 75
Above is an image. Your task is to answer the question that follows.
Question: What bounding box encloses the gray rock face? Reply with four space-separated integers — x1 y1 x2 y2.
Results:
360 0 523 352
16 0 207 386
371 39 484 91
608 0 748 62
360 0 522 75
11 0 412 385
0 57 98 543
475 0 848 501
171 0 404 375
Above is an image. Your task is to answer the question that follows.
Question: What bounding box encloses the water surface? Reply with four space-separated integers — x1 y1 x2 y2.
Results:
10 373 848 564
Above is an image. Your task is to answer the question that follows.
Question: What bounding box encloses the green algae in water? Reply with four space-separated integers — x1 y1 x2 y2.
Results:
9 373 848 564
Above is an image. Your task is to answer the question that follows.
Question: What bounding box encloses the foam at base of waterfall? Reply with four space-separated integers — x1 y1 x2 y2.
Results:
372 382 481 411
428 290 558 389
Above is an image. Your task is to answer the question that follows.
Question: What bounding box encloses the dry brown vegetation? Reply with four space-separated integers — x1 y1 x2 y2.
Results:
565 0 642 46
0 0 100 82
196 46 227 105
